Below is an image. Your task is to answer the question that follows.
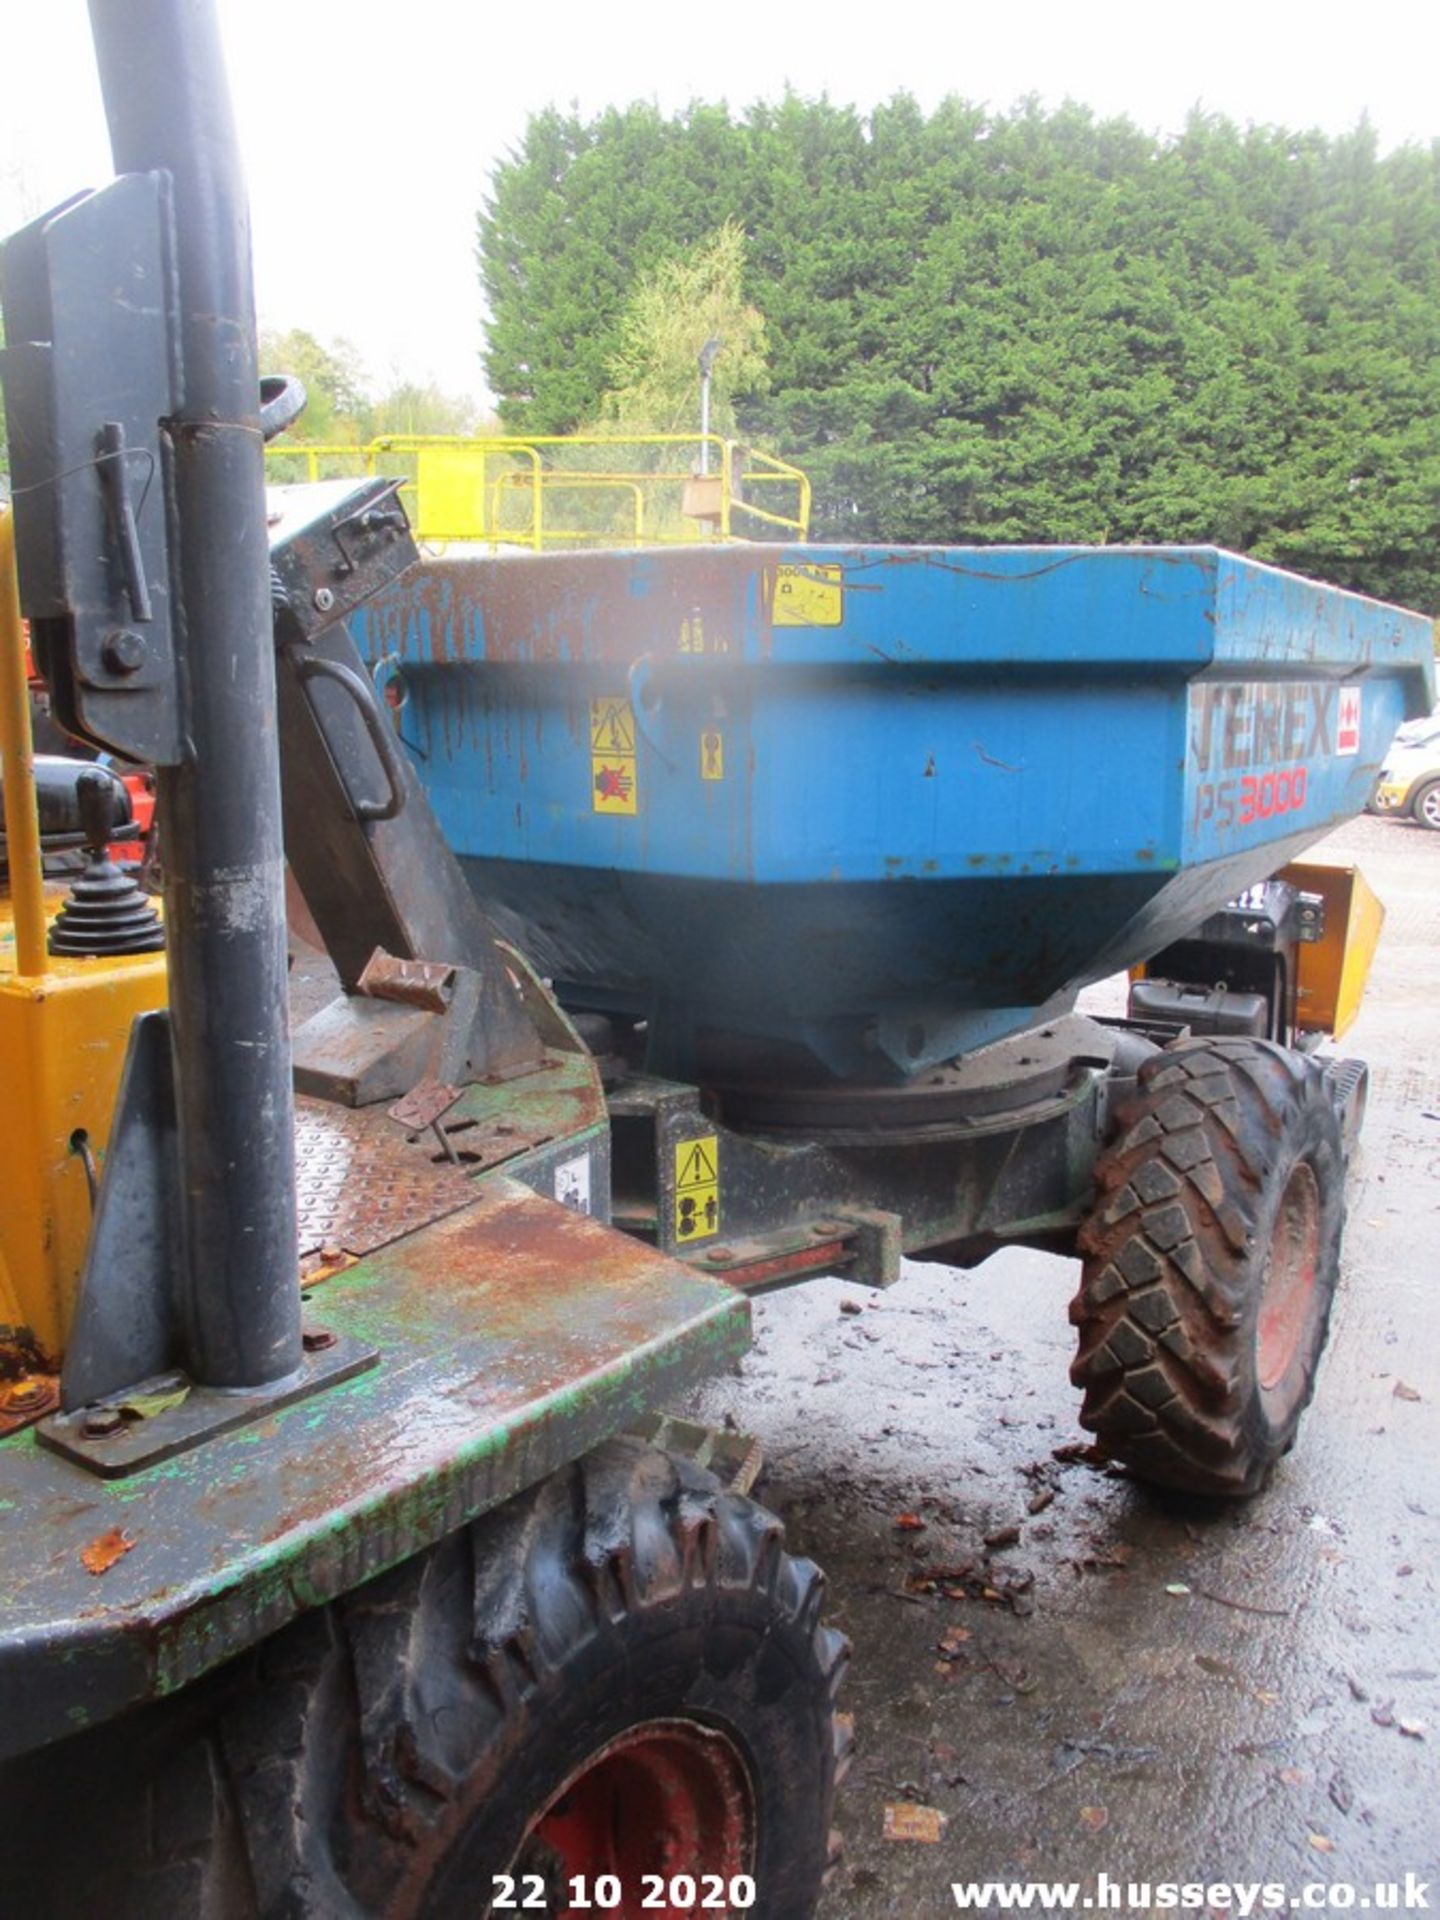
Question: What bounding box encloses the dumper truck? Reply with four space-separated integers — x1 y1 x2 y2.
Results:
0 3 1433 1914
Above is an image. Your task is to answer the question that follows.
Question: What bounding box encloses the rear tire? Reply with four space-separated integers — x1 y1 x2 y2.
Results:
1071 1037 1345 1496
2 1440 849 1918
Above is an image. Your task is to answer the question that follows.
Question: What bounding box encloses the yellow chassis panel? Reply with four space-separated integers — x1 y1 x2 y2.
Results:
0 890 167 1359
1280 859 1385 1041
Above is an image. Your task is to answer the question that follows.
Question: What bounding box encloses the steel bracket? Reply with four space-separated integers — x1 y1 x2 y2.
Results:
293 959 541 1107
0 175 183 762
39 1335 377 1479
690 1206 903 1292
59 1009 183 1409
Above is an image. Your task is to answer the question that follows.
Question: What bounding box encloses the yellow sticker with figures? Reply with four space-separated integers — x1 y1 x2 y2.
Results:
592 754 637 813
774 562 843 627
700 728 725 781
590 697 638 815
674 1135 720 1243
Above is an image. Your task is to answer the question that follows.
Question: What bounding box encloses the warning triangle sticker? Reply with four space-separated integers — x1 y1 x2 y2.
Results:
590 698 636 753
676 1140 717 1188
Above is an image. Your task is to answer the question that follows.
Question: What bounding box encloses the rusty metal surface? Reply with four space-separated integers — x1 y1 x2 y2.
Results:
0 1328 54 1384
708 1238 854 1294
0 1373 59 1437
357 946 457 1013
274 590 546 1089
295 1094 478 1256
366 545 775 668
387 1076 461 1132
37 1334 377 1476
293 1033 608 1257
0 1176 751 1761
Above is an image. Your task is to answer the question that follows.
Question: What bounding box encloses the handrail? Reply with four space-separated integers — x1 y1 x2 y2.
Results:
263 432 811 549
495 471 646 546
0 506 49 978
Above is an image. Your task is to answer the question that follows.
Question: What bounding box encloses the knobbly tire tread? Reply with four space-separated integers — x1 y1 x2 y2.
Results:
3 1438 847 1919
1071 1036 1345 1497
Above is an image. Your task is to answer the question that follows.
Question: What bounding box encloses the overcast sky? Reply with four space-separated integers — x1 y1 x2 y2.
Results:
4 1 1436 409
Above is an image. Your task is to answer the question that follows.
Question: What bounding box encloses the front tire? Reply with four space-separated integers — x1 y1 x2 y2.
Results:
3 1440 849 1919
1071 1038 1345 1496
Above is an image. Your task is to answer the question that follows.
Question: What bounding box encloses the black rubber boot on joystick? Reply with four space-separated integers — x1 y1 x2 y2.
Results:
47 769 165 957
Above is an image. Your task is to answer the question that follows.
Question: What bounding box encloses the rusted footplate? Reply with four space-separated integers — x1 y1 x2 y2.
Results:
0 1179 749 1762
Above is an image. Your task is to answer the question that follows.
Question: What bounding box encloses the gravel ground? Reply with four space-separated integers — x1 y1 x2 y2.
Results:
688 813 1440 1912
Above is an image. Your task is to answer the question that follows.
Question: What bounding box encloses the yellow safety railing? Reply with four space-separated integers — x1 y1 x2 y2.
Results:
0 506 48 979
263 433 811 550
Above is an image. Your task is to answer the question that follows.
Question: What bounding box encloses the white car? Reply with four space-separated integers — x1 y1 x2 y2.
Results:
1371 714 1440 829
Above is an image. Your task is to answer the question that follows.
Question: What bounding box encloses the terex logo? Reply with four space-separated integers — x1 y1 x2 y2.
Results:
1189 682 1336 774
1337 685 1362 755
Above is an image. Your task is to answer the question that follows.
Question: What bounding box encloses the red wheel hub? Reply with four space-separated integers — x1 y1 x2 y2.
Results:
1256 1162 1322 1393
520 1718 755 1917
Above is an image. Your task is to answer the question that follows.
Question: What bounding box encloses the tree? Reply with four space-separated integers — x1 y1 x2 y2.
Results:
601 221 767 435
368 381 485 439
478 95 1440 610
257 327 370 442
479 102 751 434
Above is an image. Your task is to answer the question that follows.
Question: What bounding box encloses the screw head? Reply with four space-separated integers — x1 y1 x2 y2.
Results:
303 1327 338 1353
82 1406 125 1438
102 630 146 675
313 585 336 613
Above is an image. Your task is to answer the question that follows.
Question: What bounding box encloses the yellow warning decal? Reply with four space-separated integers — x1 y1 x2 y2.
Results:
679 611 731 656
590 697 636 753
700 728 725 781
590 697 638 815
674 1134 720 1242
774 562 843 627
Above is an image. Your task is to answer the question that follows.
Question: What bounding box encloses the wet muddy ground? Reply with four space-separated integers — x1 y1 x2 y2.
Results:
688 815 1440 1911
